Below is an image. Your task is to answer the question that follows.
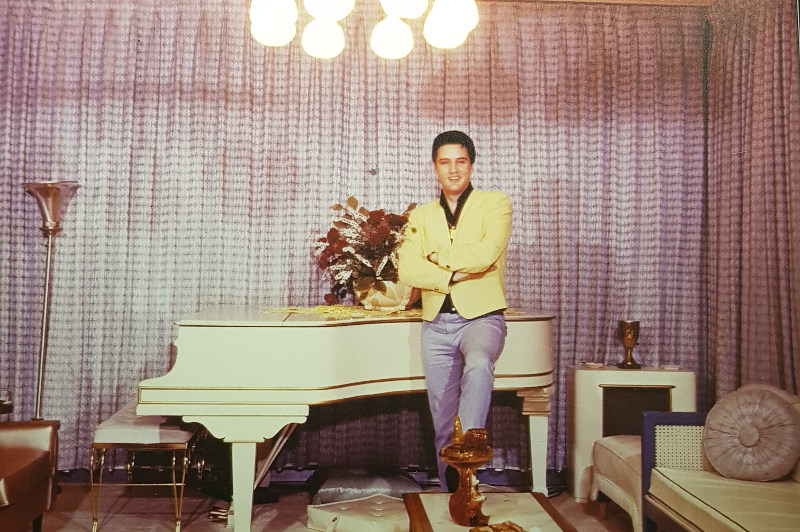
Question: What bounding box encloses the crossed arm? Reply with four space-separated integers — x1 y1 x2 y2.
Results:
425 251 494 284
398 193 512 292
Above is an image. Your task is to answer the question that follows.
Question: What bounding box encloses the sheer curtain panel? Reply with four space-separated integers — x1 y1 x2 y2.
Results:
3 0 712 476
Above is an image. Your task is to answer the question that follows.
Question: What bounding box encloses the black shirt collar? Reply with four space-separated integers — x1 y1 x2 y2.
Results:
439 183 473 229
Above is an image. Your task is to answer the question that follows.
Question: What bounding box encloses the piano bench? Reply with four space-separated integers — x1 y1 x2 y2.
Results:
89 400 200 532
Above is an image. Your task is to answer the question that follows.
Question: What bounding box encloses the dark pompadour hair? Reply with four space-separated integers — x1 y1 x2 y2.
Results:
431 130 476 164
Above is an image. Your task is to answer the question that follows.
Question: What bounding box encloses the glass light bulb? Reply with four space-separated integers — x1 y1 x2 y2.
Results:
371 17 414 60
304 0 355 21
250 0 298 24
423 5 469 49
251 18 297 47
428 0 478 33
458 0 479 32
302 19 346 59
380 0 428 19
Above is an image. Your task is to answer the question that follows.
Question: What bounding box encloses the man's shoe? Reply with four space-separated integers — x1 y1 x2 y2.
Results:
445 466 459 493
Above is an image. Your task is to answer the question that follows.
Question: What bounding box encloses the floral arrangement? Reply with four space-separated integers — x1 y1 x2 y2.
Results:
314 196 416 305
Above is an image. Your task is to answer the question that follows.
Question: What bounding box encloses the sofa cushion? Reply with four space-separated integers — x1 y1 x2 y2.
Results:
0 448 50 506
703 386 800 481
649 467 800 531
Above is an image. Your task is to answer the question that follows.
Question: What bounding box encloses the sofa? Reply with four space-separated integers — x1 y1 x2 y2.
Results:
0 420 60 532
641 384 800 532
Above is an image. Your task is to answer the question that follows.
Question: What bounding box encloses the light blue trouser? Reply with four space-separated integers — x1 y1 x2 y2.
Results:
420 311 507 490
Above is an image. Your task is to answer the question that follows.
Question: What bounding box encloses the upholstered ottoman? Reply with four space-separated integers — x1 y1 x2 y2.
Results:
306 468 421 531
590 434 642 532
308 493 409 532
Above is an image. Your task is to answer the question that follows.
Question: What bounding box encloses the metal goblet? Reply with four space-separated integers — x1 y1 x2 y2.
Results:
616 320 641 369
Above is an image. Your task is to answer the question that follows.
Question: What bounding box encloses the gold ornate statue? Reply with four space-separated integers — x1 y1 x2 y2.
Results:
440 417 493 527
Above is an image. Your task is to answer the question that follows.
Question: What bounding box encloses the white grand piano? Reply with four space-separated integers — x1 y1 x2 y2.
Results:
138 306 554 531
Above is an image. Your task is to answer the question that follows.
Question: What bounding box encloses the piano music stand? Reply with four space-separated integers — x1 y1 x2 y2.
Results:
89 401 199 532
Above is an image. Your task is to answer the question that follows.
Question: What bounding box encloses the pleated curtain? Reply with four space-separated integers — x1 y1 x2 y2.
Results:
1 0 796 476
706 0 800 400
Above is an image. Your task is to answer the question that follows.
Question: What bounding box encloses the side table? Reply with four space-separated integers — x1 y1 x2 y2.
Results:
565 365 696 502
0 387 12 418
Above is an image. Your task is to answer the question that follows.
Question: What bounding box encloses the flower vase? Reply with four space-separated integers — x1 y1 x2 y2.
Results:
356 281 420 311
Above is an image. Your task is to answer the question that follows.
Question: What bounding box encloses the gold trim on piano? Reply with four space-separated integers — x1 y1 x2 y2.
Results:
261 305 423 319
260 305 551 321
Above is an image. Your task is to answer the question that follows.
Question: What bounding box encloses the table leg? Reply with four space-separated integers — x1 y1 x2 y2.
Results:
518 386 553 494
528 414 549 494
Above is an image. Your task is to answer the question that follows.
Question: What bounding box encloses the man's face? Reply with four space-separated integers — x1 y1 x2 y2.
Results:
434 143 473 198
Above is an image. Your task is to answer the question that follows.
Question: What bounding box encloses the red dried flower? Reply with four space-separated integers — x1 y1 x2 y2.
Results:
313 197 415 304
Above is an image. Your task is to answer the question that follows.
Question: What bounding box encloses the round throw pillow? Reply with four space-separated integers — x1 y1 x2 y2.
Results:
703 386 800 481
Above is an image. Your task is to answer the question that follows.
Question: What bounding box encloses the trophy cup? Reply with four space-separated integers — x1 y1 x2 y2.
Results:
616 320 641 369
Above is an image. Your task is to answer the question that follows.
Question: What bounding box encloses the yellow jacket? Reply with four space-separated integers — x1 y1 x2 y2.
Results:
398 189 511 321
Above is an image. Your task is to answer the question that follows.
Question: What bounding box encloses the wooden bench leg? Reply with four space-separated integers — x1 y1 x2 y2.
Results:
597 492 611 520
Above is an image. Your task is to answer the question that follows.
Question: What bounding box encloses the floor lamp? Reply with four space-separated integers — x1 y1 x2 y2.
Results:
22 180 80 420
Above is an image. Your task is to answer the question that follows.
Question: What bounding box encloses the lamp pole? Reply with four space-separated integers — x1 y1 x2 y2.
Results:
22 181 80 420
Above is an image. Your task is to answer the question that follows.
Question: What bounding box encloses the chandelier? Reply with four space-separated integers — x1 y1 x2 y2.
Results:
249 0 479 60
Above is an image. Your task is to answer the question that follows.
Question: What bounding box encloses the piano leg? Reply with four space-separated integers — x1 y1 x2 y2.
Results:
518 386 554 494
182 410 309 531
229 442 256 531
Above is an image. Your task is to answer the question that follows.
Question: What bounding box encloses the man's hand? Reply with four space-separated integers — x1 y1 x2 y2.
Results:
428 251 497 284
451 265 497 284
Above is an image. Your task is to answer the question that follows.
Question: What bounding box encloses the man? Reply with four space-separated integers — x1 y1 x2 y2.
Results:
398 130 512 491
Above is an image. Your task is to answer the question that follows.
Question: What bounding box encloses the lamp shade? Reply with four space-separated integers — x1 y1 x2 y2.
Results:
22 181 80 236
